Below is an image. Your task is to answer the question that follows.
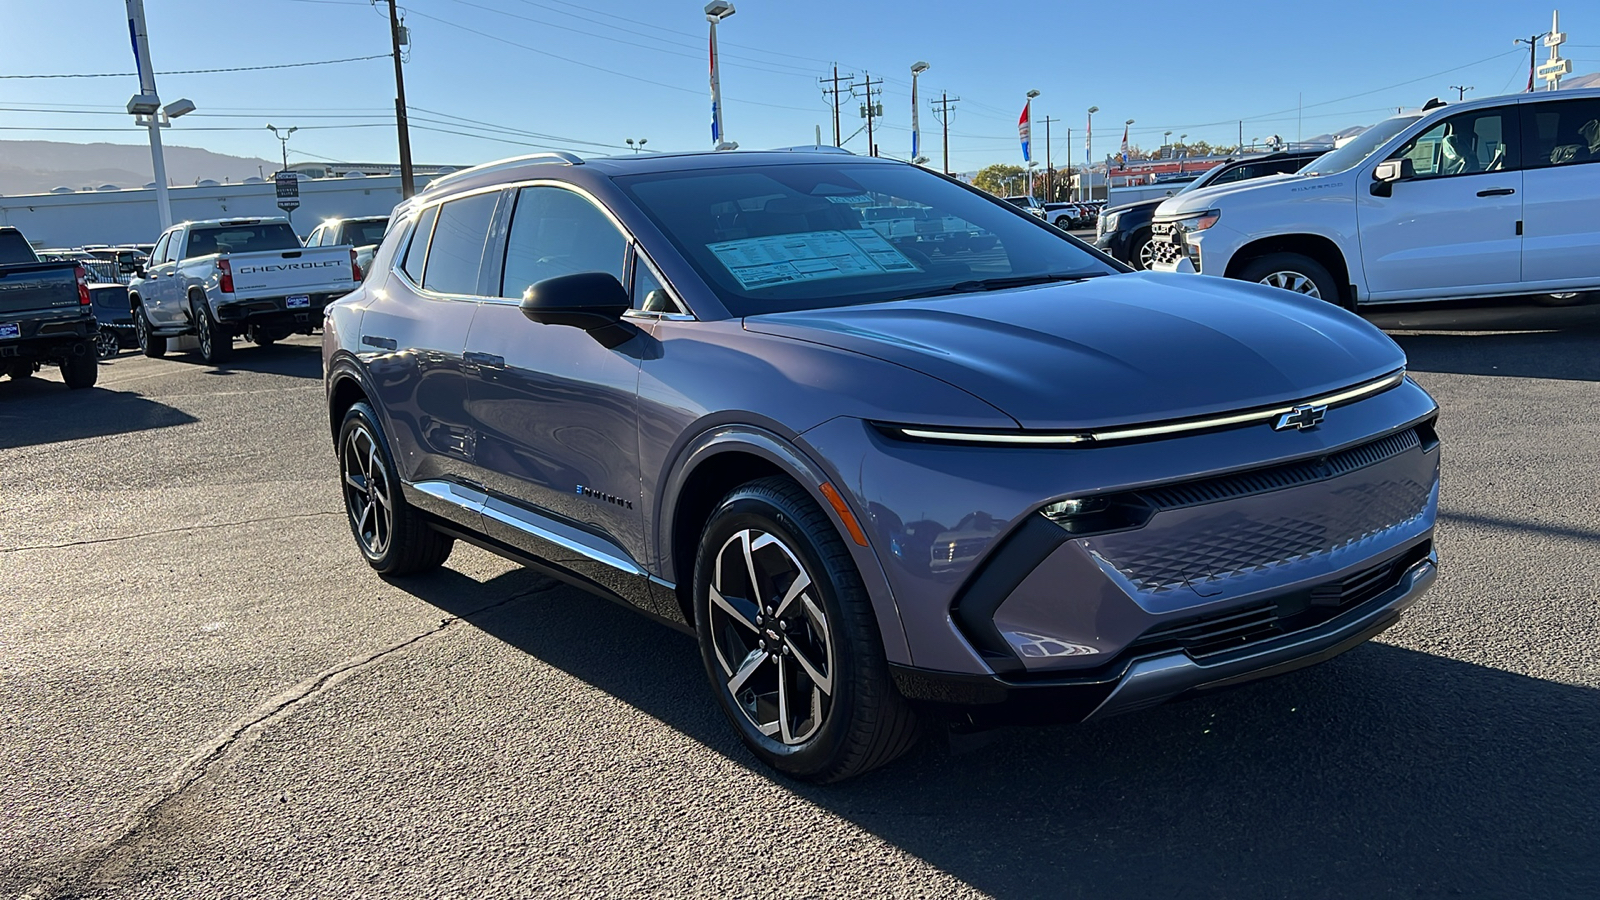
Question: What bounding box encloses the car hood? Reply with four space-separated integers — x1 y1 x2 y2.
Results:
1155 173 1306 217
743 273 1404 430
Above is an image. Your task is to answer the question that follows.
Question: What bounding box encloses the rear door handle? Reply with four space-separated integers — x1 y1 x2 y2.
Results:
361 335 397 350
464 350 505 367
1476 188 1515 197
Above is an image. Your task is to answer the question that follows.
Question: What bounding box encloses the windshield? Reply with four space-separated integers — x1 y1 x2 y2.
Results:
1301 117 1421 175
185 223 301 258
616 162 1118 316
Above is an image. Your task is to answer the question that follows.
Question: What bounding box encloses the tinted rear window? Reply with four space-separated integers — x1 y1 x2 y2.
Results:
0 230 39 266
343 221 389 246
185 223 301 258
422 192 500 295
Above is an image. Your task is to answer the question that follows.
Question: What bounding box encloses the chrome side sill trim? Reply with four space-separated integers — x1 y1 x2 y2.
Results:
480 495 646 577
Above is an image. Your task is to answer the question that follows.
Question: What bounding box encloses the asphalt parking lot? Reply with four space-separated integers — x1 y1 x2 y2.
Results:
3 315 1598 899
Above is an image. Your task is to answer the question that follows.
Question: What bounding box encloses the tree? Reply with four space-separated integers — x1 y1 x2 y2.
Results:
972 163 1025 196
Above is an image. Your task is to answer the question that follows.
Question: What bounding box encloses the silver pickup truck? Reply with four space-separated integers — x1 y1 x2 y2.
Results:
127 217 358 363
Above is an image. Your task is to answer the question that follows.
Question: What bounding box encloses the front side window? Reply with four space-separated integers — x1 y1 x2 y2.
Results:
399 205 437 284
422 192 500 295
150 232 172 265
305 226 323 247
1522 98 1600 169
616 162 1117 316
1301 116 1422 176
499 186 627 299
1389 108 1516 178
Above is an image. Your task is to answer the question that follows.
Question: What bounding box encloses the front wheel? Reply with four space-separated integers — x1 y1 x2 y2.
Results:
1237 252 1340 303
94 329 121 360
337 401 454 575
60 349 97 389
135 305 166 358
1130 231 1154 270
694 477 920 783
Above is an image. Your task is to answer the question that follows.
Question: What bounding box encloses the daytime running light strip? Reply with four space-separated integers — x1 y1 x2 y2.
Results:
898 371 1406 446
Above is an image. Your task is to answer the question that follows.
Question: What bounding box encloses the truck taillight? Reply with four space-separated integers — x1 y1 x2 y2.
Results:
350 248 361 281
74 265 90 305
216 257 235 294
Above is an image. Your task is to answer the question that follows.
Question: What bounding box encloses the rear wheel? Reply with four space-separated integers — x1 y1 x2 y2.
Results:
60 348 97 389
134 305 166 358
337 401 453 575
192 297 233 364
248 325 280 347
93 329 120 360
694 477 920 783
1237 252 1339 303
6 360 34 380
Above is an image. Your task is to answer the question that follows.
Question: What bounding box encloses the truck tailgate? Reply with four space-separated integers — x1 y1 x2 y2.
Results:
0 261 82 317
228 248 354 299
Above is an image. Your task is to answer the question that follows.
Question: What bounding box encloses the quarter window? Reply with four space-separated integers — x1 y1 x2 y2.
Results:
422 192 500 295
150 232 172 265
1521 98 1600 169
1389 108 1516 179
631 253 678 313
400 205 438 284
500 186 627 300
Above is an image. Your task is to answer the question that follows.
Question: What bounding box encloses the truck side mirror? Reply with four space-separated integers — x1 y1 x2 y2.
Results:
1370 159 1411 198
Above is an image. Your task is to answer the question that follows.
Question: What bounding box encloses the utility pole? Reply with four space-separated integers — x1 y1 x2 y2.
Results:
1449 84 1473 102
858 71 882 157
385 0 415 197
932 92 958 175
1041 116 1056 201
1515 32 1550 92
819 65 854 147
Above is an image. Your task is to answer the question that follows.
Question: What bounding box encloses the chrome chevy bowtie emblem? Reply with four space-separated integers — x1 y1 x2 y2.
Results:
1274 404 1328 431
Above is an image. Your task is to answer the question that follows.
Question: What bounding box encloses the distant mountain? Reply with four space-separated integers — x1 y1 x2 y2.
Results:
0 140 278 196
1563 72 1600 89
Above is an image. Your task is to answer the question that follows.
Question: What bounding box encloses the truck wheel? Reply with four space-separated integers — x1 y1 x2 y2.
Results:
60 348 98 389
248 325 279 347
135 305 166 358
94 330 121 360
693 476 921 783
1237 253 1338 303
6 360 34 380
1130 232 1155 270
191 298 233 365
338 401 454 575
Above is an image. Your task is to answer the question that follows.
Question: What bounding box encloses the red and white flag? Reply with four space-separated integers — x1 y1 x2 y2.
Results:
1018 101 1032 162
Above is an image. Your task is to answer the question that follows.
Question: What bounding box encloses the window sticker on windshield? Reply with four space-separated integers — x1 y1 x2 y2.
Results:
823 193 875 205
706 230 920 289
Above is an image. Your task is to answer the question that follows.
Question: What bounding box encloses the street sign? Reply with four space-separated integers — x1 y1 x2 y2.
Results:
274 172 300 212
1537 58 1572 76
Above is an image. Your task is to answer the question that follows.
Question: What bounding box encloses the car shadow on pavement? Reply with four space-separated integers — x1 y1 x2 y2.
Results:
164 342 324 380
398 566 1600 899
1389 327 1600 382
0 380 197 449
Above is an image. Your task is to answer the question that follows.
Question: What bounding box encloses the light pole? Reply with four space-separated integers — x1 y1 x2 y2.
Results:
1084 105 1098 202
123 0 195 231
706 2 737 150
266 125 298 175
910 61 929 164
1449 84 1474 101
1024 89 1039 196
1164 130 1172 159
1179 133 1188 174
625 138 649 153
1123 118 1134 186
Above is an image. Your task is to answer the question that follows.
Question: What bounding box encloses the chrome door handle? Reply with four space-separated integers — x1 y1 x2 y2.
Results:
1476 188 1515 197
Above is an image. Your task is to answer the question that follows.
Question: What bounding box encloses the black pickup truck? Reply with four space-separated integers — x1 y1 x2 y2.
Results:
0 226 99 389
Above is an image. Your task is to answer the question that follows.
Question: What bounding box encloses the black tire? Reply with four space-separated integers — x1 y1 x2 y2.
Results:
60 349 97 389
191 296 233 364
693 477 920 783
134 304 166 358
93 329 121 360
1128 231 1154 271
249 326 279 347
6 360 34 380
337 401 453 576
1236 252 1340 303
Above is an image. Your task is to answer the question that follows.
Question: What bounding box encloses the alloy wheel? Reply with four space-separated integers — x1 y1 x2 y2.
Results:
1137 240 1155 270
707 528 835 746
1259 270 1322 298
195 307 213 358
135 313 149 350
340 422 393 558
94 330 119 360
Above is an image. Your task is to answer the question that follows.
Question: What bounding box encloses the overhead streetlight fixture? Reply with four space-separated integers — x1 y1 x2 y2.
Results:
266 124 299 175
625 137 648 153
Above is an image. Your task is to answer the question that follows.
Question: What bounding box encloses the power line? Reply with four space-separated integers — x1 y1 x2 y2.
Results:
0 54 391 80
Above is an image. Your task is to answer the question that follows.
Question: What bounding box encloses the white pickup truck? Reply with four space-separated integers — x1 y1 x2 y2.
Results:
127 217 358 363
1149 89 1600 308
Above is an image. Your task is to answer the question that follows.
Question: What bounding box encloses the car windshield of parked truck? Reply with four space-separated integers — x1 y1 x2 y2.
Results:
1300 116 1422 176
184 222 301 259
617 163 1115 315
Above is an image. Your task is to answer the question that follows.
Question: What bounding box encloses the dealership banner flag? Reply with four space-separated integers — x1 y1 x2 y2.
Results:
1120 124 1129 167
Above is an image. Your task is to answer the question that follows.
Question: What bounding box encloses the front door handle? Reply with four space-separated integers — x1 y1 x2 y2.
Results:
464 350 505 367
361 335 397 350
1476 187 1516 197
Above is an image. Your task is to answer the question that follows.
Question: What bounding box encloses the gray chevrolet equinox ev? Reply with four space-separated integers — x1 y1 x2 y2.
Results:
323 149 1441 782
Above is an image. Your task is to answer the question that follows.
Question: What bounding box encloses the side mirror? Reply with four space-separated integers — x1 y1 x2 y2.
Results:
519 272 631 345
1370 159 1410 197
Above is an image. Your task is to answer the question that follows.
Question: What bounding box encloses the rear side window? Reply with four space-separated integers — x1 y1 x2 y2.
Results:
184 223 301 258
1522 98 1600 169
400 205 438 284
422 193 499 295
499 186 626 299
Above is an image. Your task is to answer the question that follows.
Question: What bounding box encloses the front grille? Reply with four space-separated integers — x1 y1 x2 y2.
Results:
1141 428 1421 511
1150 239 1185 267
1128 542 1429 659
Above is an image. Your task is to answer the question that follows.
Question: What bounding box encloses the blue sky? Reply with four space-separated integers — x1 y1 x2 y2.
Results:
2 0 1596 173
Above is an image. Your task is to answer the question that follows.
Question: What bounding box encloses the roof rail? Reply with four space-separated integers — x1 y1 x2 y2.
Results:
421 151 583 193
768 145 854 154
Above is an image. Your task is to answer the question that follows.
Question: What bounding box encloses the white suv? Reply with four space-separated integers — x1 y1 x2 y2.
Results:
1149 89 1600 307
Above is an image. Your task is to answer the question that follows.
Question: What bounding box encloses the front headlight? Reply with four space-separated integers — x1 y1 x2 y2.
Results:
1102 211 1121 232
1175 209 1221 234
